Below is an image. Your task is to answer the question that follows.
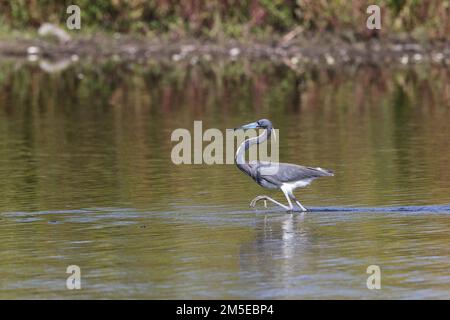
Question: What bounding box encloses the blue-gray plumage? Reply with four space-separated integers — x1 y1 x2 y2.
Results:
234 119 334 212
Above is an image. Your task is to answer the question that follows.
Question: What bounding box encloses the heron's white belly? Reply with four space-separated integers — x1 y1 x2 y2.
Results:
281 179 313 192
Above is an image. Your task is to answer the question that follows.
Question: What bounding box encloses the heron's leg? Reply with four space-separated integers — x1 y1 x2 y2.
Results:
289 192 308 212
250 195 290 210
281 189 295 211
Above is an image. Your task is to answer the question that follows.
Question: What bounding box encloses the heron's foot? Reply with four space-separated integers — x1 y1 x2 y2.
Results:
286 208 307 213
249 195 269 208
291 197 308 212
295 204 308 212
291 205 308 213
250 195 291 210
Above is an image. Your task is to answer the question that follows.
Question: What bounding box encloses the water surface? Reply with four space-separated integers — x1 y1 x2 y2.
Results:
0 59 449 299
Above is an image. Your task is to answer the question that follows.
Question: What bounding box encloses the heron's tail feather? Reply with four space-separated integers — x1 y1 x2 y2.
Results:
316 167 334 176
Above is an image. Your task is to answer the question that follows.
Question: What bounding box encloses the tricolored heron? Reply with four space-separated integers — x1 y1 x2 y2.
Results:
234 119 334 212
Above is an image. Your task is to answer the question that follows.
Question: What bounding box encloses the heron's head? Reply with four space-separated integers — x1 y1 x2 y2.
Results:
233 119 275 140
234 119 273 131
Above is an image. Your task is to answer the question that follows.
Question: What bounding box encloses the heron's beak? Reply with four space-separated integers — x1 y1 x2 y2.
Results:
234 122 259 131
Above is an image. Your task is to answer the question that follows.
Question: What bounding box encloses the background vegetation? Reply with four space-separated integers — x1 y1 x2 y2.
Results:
0 0 448 40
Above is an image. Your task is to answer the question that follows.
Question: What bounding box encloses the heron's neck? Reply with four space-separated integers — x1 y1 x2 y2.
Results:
235 129 269 167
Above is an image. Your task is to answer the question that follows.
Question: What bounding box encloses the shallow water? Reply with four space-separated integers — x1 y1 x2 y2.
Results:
0 59 449 299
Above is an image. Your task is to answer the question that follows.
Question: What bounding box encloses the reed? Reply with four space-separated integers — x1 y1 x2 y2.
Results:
0 0 448 39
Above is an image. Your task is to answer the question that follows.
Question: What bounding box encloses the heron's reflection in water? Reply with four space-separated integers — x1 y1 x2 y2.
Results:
239 213 320 295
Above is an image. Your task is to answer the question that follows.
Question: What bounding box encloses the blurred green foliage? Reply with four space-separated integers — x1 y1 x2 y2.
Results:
0 0 448 39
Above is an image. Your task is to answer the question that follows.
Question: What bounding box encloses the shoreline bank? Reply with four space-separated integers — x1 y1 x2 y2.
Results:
1 34 449 69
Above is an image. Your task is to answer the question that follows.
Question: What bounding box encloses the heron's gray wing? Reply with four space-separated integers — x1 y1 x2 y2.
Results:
257 162 333 184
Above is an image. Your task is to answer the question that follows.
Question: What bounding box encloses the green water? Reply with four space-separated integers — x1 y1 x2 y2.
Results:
0 59 449 299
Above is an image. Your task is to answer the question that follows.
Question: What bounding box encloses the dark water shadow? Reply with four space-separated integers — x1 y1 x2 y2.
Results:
307 204 450 214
